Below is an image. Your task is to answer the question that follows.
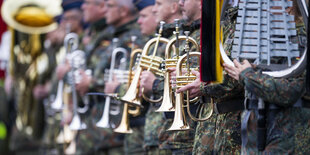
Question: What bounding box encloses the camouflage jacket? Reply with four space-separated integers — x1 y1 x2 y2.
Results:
237 5 310 153
91 19 143 93
193 6 243 154
156 20 201 151
239 69 310 154
77 19 145 154
143 21 183 150
143 22 176 149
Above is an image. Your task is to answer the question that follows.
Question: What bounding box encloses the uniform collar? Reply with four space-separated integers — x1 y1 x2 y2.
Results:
91 18 108 33
113 18 138 37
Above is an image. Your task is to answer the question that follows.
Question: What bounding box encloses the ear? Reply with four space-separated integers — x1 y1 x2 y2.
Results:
170 2 179 14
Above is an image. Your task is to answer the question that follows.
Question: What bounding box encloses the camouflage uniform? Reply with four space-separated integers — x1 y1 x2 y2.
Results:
148 20 200 154
238 14 310 153
75 18 122 155
76 19 144 155
143 23 177 155
109 19 145 155
239 69 310 154
193 6 243 155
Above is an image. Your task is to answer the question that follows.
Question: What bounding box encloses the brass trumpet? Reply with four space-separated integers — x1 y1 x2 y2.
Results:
156 21 199 112
168 32 213 131
114 48 142 133
119 21 168 107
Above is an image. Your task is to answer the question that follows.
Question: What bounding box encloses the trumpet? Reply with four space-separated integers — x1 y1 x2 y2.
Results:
168 32 212 131
119 21 169 107
114 48 142 133
68 49 87 130
51 33 79 111
156 20 200 112
96 45 128 128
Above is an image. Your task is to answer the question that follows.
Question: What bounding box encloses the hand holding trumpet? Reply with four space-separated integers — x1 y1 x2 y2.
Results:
139 70 156 96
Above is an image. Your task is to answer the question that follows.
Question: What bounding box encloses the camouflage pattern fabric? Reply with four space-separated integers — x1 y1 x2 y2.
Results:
143 104 164 149
76 101 124 154
154 20 200 154
145 146 172 155
143 22 177 152
124 126 144 155
192 6 243 154
198 73 243 154
77 19 144 154
75 19 123 154
192 103 216 155
239 69 310 154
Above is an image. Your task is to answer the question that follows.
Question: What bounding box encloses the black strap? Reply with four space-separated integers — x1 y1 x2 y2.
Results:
130 116 145 127
163 103 199 119
241 110 251 152
213 98 244 114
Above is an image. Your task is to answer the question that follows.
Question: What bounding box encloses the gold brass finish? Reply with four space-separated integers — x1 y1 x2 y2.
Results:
167 52 200 131
1 0 62 34
114 49 142 134
120 22 169 106
156 37 199 112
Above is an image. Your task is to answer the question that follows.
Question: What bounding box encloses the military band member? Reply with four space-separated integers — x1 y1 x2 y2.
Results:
101 0 145 154
36 0 85 153
54 0 119 154
76 0 143 154
223 1 310 153
176 3 243 154
139 0 201 154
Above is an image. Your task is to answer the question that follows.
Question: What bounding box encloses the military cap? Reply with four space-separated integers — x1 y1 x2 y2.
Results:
133 0 155 11
62 0 84 12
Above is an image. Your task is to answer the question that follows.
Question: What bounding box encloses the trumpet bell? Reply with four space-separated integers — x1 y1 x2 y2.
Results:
167 91 190 131
69 114 86 130
120 67 142 107
51 80 64 111
113 104 133 134
1 0 62 34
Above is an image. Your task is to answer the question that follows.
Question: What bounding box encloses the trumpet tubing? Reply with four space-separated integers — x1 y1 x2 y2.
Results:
121 37 170 106
168 52 201 131
51 33 79 111
156 35 199 112
96 47 128 128
114 49 142 133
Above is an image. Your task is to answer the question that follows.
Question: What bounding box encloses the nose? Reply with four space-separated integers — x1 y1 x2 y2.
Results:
137 17 143 25
179 0 184 7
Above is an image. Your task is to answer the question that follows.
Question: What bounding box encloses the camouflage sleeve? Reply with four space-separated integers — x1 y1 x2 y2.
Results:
88 50 112 92
203 73 244 100
239 67 305 107
152 77 164 97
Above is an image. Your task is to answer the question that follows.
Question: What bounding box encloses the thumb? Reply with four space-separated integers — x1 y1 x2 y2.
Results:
176 84 192 93
191 70 200 77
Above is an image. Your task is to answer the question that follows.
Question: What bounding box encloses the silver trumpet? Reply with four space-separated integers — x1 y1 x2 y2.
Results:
51 33 79 111
68 48 87 130
96 39 128 128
